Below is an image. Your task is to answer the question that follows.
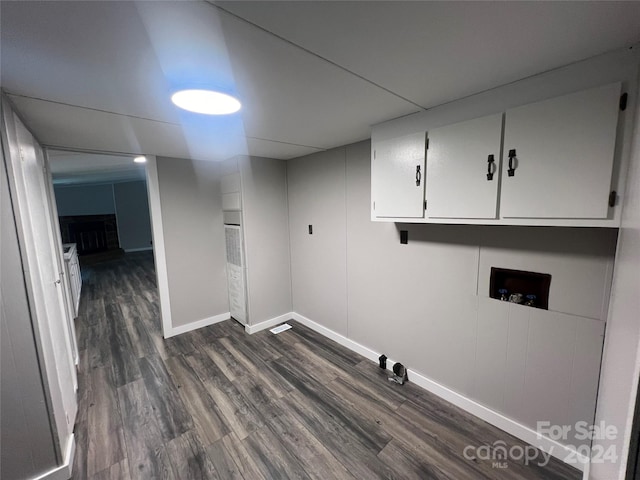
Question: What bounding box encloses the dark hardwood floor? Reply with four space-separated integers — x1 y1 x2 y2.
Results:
72 252 581 480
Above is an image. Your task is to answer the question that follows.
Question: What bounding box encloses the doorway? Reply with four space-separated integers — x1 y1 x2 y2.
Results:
47 149 157 354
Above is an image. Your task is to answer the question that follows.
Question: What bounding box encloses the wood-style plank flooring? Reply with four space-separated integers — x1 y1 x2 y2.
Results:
72 252 580 480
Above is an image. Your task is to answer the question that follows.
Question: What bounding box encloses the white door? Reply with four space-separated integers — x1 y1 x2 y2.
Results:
3 109 77 444
372 132 426 218
43 149 79 365
501 82 621 219
426 113 503 219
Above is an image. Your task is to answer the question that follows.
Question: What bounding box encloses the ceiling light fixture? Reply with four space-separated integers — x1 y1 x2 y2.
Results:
134 156 147 163
171 89 241 115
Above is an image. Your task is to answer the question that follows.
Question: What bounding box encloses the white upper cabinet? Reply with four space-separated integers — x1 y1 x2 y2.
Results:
371 81 626 226
501 83 621 219
426 113 503 219
372 132 426 218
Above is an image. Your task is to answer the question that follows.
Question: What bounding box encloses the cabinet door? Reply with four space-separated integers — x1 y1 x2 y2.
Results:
426 113 503 219
372 132 426 218
501 83 621 219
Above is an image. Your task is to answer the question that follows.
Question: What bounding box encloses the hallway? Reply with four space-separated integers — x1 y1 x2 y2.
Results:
72 253 580 480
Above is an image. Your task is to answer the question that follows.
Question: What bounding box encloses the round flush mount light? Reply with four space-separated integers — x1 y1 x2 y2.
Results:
171 89 241 115
134 156 147 163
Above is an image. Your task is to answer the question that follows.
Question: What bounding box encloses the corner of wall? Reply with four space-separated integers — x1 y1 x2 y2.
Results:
144 155 173 339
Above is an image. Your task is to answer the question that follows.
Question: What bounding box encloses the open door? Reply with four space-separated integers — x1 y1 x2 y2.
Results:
1 99 77 462
42 148 80 366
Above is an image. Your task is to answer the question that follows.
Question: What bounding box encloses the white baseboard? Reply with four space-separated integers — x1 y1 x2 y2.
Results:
405 365 589 473
290 312 589 476
291 312 382 362
33 434 75 480
245 312 294 334
124 247 153 253
166 312 230 338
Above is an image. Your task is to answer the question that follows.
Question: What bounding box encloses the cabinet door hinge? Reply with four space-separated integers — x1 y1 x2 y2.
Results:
620 93 628 111
373 150 376 159
425 138 429 149
424 200 427 211
608 191 617 208
373 201 376 211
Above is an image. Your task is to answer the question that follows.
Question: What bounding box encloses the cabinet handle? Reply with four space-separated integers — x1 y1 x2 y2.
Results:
415 165 421 186
507 149 517 177
486 154 495 181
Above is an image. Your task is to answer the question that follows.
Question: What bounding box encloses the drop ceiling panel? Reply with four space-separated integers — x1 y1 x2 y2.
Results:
2 1 640 161
1 1 179 121
12 95 322 162
217 10 419 148
218 1 640 109
1 1 417 160
9 95 248 162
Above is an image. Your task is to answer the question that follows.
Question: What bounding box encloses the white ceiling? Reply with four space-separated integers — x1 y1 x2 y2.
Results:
2 1 640 164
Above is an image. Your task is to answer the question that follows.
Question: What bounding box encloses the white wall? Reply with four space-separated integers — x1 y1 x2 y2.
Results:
54 183 115 216
239 156 292 325
288 150 348 336
54 181 153 251
364 46 640 472
155 156 231 329
288 140 616 449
